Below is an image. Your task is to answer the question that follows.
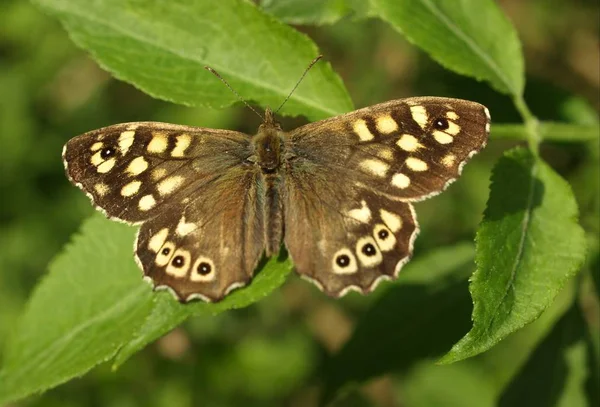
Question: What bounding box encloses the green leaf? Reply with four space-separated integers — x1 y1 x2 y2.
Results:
0 212 292 403
32 0 353 121
261 0 353 25
321 242 475 403
498 304 591 407
0 214 154 405
491 123 600 142
372 0 524 96
113 254 292 367
441 147 587 364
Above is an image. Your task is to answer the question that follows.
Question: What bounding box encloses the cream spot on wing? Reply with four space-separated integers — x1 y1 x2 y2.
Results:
410 105 429 129
121 180 142 197
97 158 116 173
355 236 383 268
433 130 453 144
176 217 197 236
377 147 394 160
445 121 461 136
94 183 109 196
442 154 456 168
405 157 429 172
332 248 358 274
148 228 169 252
380 209 402 232
90 151 103 166
139 194 156 211
391 173 411 189
90 142 103 152
397 134 424 152
166 248 191 278
359 159 389 177
127 156 149 176
126 124 140 130
373 224 396 251
158 175 185 196
191 257 216 282
353 119 374 141
118 130 135 155
347 200 371 223
155 241 175 266
446 111 459 120
148 132 168 153
152 168 167 181
376 115 398 134
171 134 191 157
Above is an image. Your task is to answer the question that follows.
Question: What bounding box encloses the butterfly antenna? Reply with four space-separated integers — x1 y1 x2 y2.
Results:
275 55 323 114
204 66 264 121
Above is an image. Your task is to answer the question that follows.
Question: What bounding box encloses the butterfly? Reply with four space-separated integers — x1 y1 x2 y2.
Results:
63 97 490 302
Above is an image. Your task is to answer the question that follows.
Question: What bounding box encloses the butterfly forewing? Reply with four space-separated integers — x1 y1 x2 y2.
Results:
287 97 490 201
63 122 253 223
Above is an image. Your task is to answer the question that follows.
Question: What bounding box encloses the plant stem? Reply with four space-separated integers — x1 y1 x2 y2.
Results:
513 94 541 156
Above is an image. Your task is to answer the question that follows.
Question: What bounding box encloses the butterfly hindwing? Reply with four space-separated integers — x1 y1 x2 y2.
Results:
282 165 418 296
134 165 266 302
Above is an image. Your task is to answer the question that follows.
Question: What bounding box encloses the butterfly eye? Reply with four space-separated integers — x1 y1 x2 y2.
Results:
433 118 449 130
373 224 396 252
197 262 212 275
361 243 377 256
100 146 117 159
171 255 185 267
336 254 351 267
332 248 358 274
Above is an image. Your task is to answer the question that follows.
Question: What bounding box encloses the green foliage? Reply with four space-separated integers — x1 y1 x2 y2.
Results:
0 215 290 403
0 216 155 404
498 304 593 407
113 253 292 368
32 0 354 121
373 0 524 96
322 243 476 402
441 147 587 363
1 0 598 405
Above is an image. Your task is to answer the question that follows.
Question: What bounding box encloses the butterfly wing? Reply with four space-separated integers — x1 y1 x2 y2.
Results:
286 97 490 202
283 97 489 295
63 122 266 301
282 173 419 296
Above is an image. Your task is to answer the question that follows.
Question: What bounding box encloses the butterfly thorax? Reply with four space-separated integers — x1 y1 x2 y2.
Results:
253 108 284 173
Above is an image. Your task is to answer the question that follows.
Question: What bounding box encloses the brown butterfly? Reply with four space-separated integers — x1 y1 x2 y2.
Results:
63 92 490 302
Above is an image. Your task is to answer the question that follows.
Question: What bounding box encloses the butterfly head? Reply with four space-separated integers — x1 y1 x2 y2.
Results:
262 107 282 130
254 107 283 172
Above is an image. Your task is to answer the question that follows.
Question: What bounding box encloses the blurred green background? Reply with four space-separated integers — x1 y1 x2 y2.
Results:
0 0 598 406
